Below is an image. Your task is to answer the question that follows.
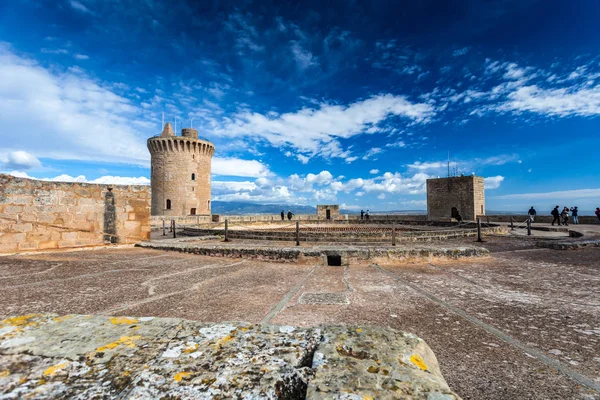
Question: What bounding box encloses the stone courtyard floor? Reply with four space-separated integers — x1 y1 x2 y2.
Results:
1 236 599 399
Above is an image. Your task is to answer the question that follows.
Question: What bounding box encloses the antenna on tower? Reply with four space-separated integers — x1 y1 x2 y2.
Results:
447 151 450 178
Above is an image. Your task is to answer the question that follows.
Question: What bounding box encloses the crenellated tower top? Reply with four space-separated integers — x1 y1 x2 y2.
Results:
148 123 215 157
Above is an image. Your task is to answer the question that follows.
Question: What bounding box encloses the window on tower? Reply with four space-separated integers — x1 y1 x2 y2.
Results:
191 173 195 180
166 199 171 210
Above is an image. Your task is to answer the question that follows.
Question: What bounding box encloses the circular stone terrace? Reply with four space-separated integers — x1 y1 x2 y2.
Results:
178 220 507 244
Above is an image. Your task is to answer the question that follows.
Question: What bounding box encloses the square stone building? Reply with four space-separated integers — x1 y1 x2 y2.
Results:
317 204 340 220
426 176 485 221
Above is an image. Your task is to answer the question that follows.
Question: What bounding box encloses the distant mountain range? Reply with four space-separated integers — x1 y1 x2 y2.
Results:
211 201 426 215
211 201 318 215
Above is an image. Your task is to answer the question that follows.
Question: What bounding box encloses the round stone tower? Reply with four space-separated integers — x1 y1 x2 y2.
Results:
147 123 215 216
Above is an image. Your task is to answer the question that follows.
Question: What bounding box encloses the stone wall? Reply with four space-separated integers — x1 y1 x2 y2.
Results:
427 176 485 221
316 204 340 220
0 174 150 253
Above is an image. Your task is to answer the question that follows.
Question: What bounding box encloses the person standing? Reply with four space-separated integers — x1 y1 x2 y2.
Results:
365 210 370 221
360 210 364 220
280 210 285 221
528 206 536 223
561 206 569 226
571 206 579 225
551 206 561 226
287 210 293 220
595 207 600 224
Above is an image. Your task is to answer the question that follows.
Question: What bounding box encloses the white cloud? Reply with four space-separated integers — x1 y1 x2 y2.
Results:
212 157 271 178
297 154 310 164
343 172 431 195
497 84 600 117
0 46 150 166
211 94 435 160
305 171 333 185
386 140 406 148
41 48 68 55
362 147 382 160
484 175 504 189
369 169 379 174
7 172 149 185
452 47 469 57
377 193 386 200
407 161 447 171
407 154 519 172
1 151 41 170
290 42 318 69
74 54 90 60
70 0 92 14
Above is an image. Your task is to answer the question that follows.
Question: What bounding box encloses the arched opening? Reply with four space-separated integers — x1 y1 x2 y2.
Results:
166 199 171 210
207 200 211 210
190 208 196 215
191 173 195 181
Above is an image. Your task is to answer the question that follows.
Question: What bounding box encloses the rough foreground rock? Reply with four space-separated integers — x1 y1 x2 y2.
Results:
0 314 459 399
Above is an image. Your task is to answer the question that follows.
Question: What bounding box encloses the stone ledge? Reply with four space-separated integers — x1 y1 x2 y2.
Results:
537 238 600 250
0 314 460 399
137 241 489 263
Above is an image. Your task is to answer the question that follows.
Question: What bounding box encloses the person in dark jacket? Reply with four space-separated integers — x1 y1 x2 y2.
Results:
528 206 536 222
561 206 569 226
287 210 293 220
595 207 600 224
360 210 364 220
551 206 561 226
570 206 579 225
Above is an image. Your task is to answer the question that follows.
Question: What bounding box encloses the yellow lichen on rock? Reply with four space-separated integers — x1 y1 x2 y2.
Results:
183 343 199 353
43 362 69 377
2 314 41 327
174 371 192 382
0 370 10 377
213 334 234 350
410 354 428 371
52 315 72 323
96 335 142 353
109 317 138 325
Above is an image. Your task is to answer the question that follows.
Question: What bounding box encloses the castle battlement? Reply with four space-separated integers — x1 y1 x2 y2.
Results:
147 123 215 217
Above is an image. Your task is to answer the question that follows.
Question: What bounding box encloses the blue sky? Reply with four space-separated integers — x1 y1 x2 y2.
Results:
1 0 599 213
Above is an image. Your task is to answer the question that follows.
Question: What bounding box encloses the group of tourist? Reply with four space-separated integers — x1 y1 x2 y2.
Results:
280 210 294 221
360 210 370 220
528 206 600 225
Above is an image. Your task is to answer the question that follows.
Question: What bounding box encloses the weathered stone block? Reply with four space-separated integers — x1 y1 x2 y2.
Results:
38 240 59 250
12 223 33 233
61 232 78 240
18 241 39 250
6 195 32 205
5 205 23 214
